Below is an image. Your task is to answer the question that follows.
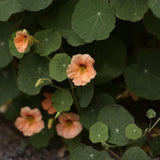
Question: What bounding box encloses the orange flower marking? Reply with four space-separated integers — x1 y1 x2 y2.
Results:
41 92 57 115
56 112 83 139
15 107 44 136
14 29 31 53
66 54 97 86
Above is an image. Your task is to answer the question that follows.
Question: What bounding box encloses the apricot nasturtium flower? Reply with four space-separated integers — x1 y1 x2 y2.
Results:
41 92 57 115
14 29 32 53
15 107 44 136
56 112 83 139
66 54 97 86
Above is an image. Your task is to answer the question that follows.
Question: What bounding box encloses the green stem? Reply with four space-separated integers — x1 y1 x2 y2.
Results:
149 117 160 132
68 79 79 112
49 83 64 90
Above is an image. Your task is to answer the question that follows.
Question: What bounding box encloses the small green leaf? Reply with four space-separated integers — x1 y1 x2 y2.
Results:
80 93 115 129
0 0 23 21
72 0 115 42
57 0 85 46
76 82 94 108
0 65 20 105
49 53 71 82
18 0 53 11
89 121 109 143
125 48 160 100
121 147 150 160
17 54 50 95
51 89 73 112
98 104 134 146
71 144 113 160
33 29 61 56
143 12 160 39
0 22 13 69
150 136 160 152
110 0 148 22
148 0 160 18
30 127 54 148
146 109 156 119
125 123 142 140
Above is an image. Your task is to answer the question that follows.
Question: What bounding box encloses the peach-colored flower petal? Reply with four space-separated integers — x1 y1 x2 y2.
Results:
66 54 96 86
41 92 57 115
15 107 44 136
14 29 30 53
56 112 83 139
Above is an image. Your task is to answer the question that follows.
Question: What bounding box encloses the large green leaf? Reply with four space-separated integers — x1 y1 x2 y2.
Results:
76 82 94 108
51 89 73 112
71 144 113 160
0 65 19 105
80 93 115 129
121 147 150 160
0 0 23 21
17 54 50 95
33 29 61 56
57 0 85 46
125 48 160 100
148 0 160 18
30 127 54 148
93 36 127 83
110 0 148 22
89 121 109 143
49 53 71 82
18 0 53 11
72 0 115 42
98 104 134 146
0 22 13 69
143 12 160 39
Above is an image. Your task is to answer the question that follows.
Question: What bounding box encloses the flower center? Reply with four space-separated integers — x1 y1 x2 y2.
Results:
65 119 73 127
79 64 86 73
26 116 34 124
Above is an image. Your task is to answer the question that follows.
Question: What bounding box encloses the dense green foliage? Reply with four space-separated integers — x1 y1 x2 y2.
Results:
1 0 160 159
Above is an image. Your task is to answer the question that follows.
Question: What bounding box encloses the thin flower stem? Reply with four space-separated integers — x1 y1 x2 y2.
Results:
149 119 152 131
108 149 121 160
68 79 79 112
149 117 160 132
49 83 64 90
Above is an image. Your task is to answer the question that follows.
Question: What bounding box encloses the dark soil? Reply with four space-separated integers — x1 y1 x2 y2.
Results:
0 114 70 160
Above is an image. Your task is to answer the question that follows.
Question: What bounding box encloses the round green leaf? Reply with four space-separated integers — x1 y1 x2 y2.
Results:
71 144 113 160
121 147 150 160
98 104 134 146
76 82 94 108
80 93 115 129
143 12 160 38
49 53 71 82
146 109 156 119
30 127 54 148
89 121 109 143
148 0 160 18
51 89 73 112
57 0 85 46
33 29 61 56
93 36 127 83
9 32 31 59
0 65 20 105
0 0 23 21
72 0 115 42
0 22 13 69
18 54 50 95
110 0 148 22
125 48 160 100
18 0 53 11
150 136 160 152
125 123 142 140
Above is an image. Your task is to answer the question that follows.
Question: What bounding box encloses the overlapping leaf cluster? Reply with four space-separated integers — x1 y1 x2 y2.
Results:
1 0 160 159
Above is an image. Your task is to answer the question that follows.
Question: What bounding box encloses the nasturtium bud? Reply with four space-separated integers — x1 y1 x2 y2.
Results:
146 109 156 119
